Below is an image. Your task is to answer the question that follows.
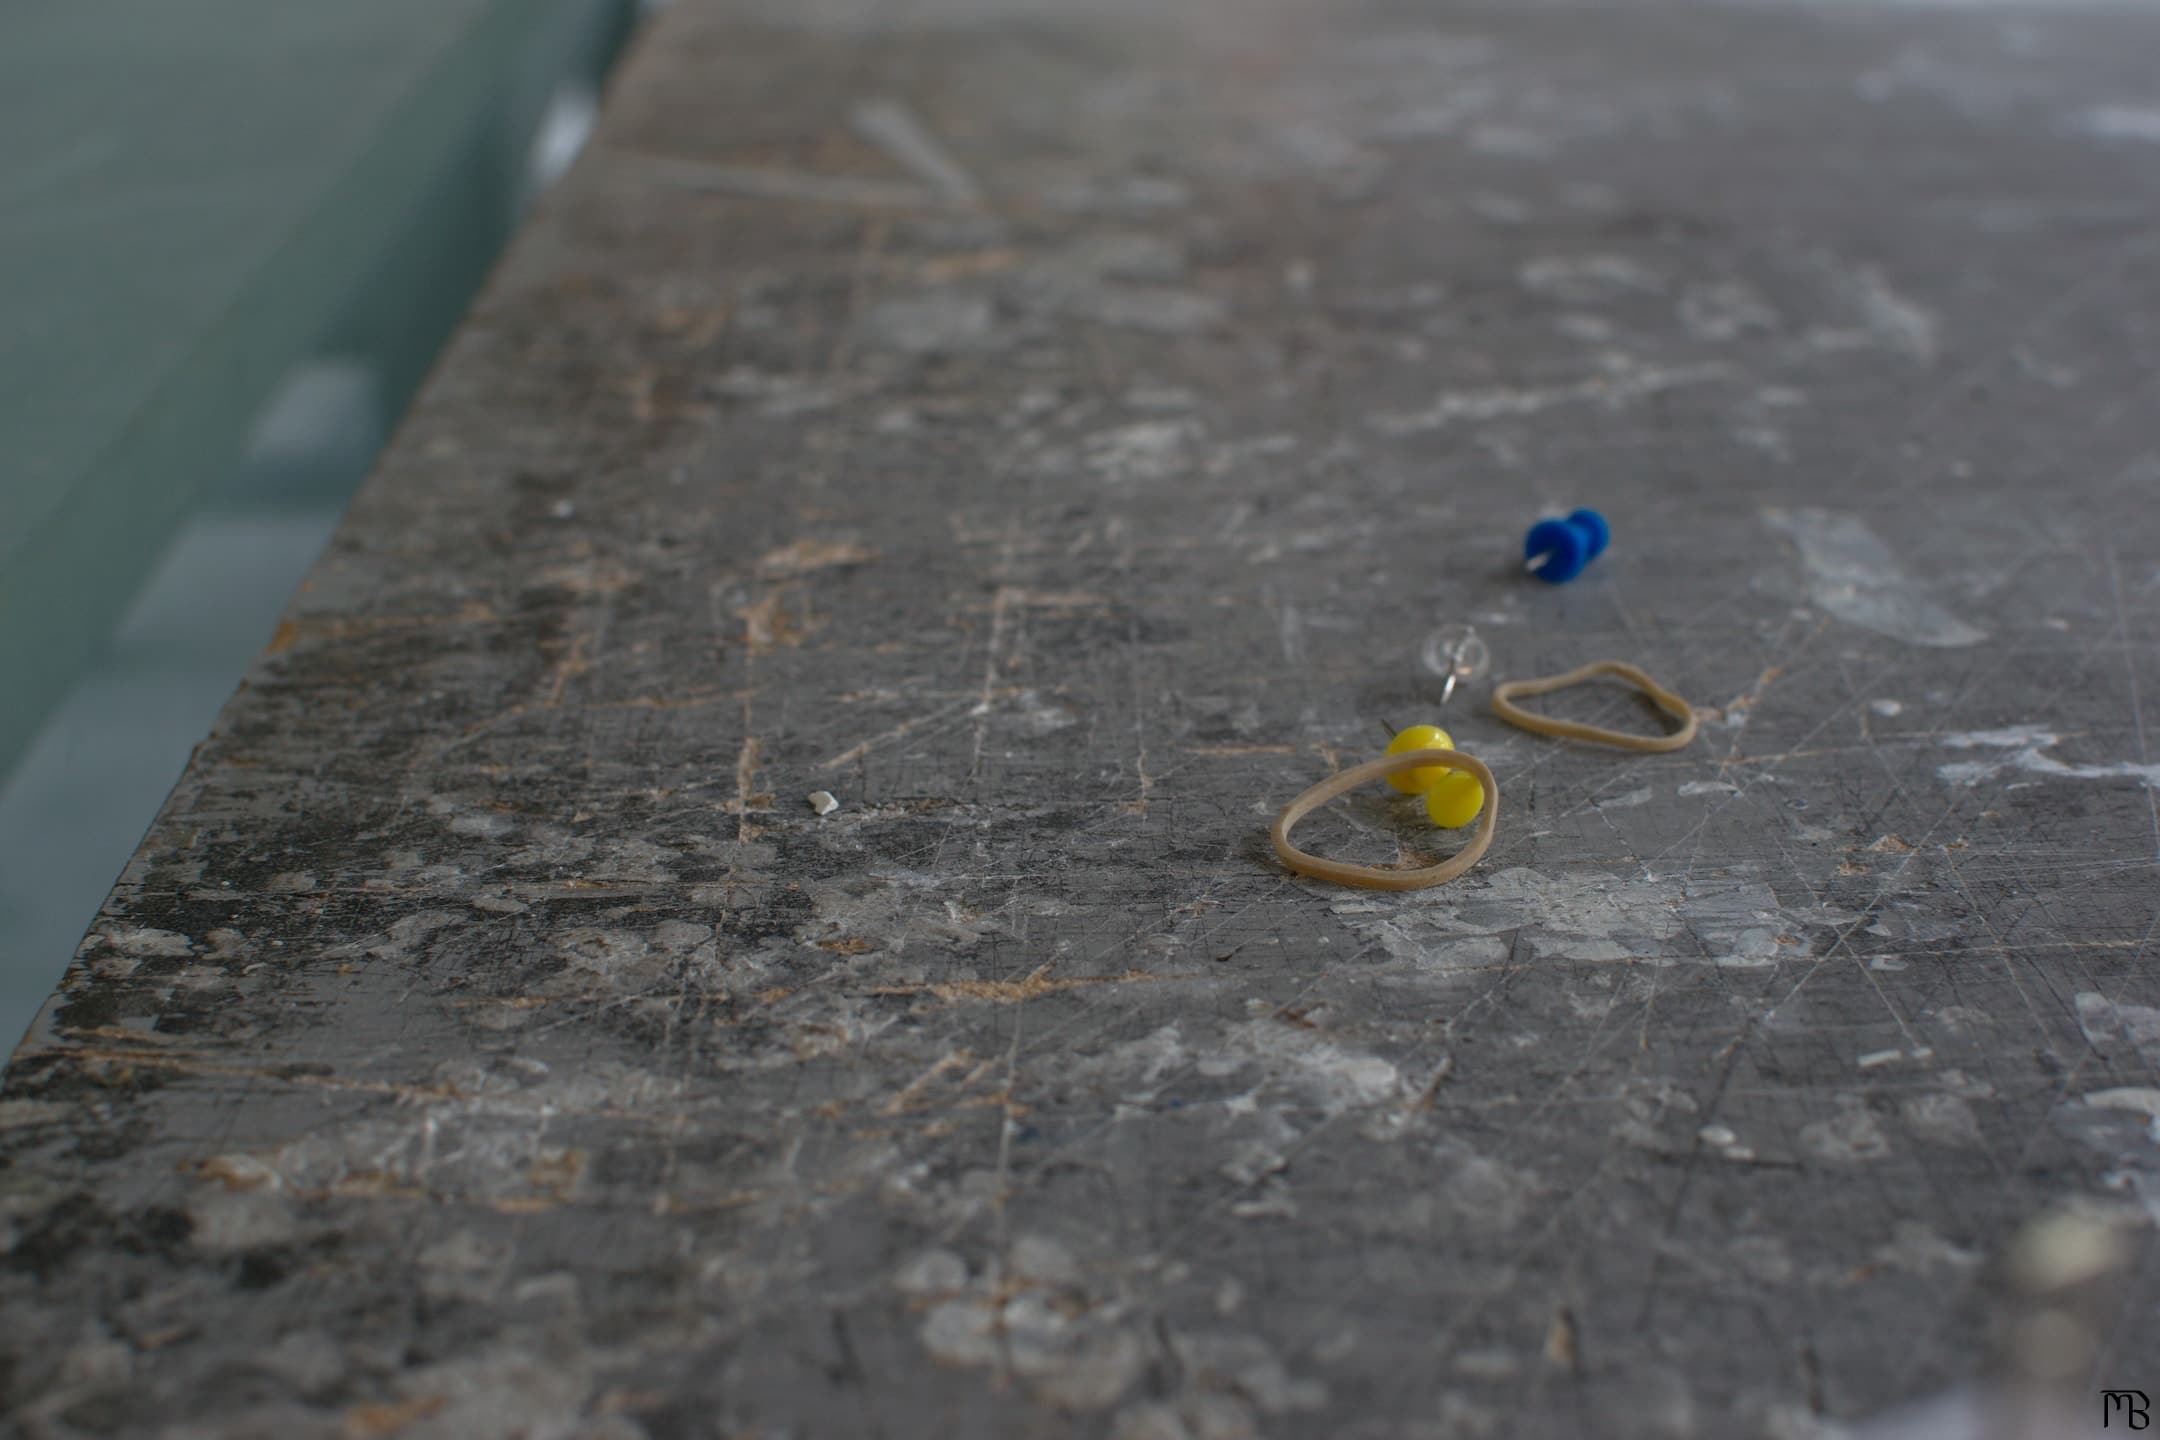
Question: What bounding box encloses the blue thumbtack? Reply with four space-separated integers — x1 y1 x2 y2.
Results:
1523 508 1610 583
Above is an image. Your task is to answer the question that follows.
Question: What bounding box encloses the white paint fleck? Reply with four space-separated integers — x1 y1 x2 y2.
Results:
1764 507 1987 648
1870 698 1904 717
1519 254 1660 301
1085 419 1202 482
807 790 840 816
553 927 663 984
919 1297 1002 1367
1337 864 1819 976
710 364 852 416
1679 780 1740 797
2079 105 2160 143
1801 1100 1892 1164
1873 1220 1980 1279
1371 359 1724 435
2082 1087 2160 1120
186 1187 300 1251
1220 1139 1289 1188
1844 264 1940 364
1010 689 1077 735
1937 728 2160 789
1714 926 1786 968
1365 1141 1543 1237
1857 1048 1904 1069
193 1153 283 1191
922 1289 1146 1411
1679 280 1776 341
1901 1092 1985 1149
894 1249 969 1295
2076 991 2160 1059
1011 1234 1083 1286
1945 723 2059 749
1073 1025 1188 1097
100 926 194 957
1276 601 1304 665
1229 1178 1299 1220
1012 233 1224 335
1220 1020 1400 1112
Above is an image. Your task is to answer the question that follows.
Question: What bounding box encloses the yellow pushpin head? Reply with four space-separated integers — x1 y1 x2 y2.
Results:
1424 770 1485 829
1384 723 1488 828
1384 724 1454 792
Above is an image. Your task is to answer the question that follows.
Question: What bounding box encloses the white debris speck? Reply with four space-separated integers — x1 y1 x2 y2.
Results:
2080 105 2160 144
2083 1087 2160 1120
808 790 840 816
1938 726 2160 790
894 1248 969 1296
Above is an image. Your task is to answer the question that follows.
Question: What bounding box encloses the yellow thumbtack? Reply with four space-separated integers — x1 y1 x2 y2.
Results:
1382 724 1488 828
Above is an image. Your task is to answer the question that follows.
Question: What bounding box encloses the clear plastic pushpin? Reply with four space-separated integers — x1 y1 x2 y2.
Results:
1420 623 1489 706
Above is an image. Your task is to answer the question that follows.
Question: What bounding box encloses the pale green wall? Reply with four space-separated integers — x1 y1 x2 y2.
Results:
0 0 646 1055
0 0 644 775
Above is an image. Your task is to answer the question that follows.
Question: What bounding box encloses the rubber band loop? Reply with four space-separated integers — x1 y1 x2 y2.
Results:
1491 660 1698 752
1271 749 1499 891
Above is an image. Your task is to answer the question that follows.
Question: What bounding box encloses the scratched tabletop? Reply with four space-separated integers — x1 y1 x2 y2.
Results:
7 2 2160 1436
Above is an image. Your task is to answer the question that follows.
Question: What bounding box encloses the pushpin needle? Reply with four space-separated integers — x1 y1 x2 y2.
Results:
1524 551 1552 574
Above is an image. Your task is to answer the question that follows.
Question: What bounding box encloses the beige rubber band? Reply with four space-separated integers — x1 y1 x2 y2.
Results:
1271 749 1499 892
1491 660 1699 752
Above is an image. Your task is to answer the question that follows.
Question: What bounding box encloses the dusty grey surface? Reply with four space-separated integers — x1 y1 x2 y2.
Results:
5 1 2160 1436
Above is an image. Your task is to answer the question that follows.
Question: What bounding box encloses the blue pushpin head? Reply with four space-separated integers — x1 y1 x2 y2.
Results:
1523 508 1610 583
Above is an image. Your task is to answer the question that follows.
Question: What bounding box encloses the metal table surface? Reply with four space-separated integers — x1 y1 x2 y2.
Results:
6 2 2160 1436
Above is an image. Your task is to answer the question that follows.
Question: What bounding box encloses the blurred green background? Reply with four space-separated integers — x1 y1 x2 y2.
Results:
0 0 650 1057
